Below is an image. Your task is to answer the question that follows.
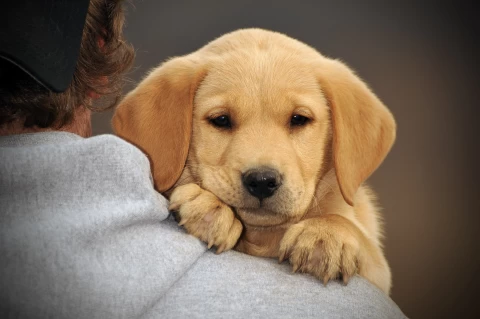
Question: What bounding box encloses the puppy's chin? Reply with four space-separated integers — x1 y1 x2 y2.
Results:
234 206 295 228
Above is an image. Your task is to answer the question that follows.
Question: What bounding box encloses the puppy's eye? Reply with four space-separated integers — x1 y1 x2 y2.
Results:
210 115 232 128
290 114 309 127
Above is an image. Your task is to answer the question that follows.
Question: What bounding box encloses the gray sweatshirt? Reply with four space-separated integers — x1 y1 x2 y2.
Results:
0 132 406 319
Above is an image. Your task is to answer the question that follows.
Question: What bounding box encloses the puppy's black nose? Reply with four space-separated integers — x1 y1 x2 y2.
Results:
242 168 282 200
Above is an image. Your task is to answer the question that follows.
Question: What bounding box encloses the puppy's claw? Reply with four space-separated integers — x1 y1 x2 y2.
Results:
216 244 226 254
168 203 179 211
323 276 330 286
292 263 299 273
278 251 286 263
207 240 214 249
279 247 292 263
342 274 350 285
178 219 187 226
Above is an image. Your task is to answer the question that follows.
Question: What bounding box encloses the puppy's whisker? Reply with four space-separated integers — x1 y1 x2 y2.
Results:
307 193 320 213
312 194 319 210
318 178 335 193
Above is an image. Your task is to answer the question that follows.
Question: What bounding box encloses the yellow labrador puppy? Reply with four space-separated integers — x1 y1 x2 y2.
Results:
113 29 396 294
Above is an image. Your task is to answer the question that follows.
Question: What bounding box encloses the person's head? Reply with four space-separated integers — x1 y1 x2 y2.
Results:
0 0 134 137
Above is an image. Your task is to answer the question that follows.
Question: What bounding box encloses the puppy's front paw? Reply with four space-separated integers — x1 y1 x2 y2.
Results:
169 183 243 253
278 215 361 285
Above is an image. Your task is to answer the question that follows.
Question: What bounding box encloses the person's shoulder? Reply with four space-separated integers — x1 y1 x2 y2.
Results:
155 250 408 319
77 134 149 167
74 134 155 182
83 134 145 157
1 132 155 186
1 132 149 168
1 132 144 159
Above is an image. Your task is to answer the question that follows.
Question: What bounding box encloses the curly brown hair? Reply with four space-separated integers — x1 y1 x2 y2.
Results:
0 0 134 128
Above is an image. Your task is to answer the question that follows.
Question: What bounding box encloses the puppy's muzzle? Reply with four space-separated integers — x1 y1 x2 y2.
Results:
242 167 282 201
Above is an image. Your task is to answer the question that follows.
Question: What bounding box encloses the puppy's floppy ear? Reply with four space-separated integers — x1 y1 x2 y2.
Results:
317 59 396 206
112 56 207 193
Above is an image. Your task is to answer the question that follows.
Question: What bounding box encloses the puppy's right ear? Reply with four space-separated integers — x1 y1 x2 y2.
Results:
112 56 207 193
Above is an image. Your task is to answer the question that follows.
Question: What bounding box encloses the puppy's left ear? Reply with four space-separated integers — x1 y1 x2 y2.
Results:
112 55 207 193
317 59 396 206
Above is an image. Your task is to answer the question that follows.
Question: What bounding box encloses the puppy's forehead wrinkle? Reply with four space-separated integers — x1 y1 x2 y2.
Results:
194 95 227 111
203 47 316 89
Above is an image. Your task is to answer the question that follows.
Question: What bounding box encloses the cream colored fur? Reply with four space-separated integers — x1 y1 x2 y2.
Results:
113 29 396 294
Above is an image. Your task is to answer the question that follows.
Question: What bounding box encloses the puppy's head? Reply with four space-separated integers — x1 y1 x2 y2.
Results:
113 29 396 227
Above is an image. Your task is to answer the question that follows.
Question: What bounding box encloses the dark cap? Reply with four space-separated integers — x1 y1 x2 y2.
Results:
0 0 90 93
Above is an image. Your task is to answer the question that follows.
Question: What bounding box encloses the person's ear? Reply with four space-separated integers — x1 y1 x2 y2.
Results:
112 56 207 192
317 59 396 205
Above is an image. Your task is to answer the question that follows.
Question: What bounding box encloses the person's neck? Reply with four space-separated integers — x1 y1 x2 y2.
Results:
0 107 92 138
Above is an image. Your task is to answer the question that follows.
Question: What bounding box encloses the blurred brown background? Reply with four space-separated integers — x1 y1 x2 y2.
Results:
92 1 479 318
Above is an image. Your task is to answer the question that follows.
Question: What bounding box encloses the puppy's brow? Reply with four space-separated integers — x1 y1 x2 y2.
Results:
290 95 326 110
197 96 227 109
